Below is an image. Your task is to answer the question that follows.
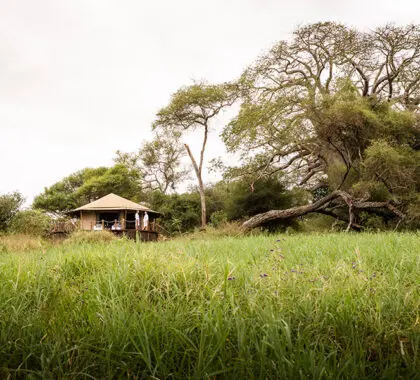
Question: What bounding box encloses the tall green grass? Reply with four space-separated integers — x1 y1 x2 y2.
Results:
0 233 419 379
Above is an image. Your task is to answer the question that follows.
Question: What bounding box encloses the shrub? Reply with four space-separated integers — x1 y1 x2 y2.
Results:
0 192 24 231
64 230 116 245
210 210 228 227
149 191 201 234
9 209 52 236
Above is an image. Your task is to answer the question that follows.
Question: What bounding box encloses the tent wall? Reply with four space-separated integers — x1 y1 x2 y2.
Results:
80 211 96 230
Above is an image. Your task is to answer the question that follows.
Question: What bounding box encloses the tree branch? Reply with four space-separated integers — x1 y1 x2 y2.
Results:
241 191 405 231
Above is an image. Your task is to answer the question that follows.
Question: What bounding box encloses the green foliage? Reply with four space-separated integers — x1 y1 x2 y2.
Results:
361 140 419 196
0 192 24 232
153 82 236 132
406 194 420 229
77 164 141 202
209 210 228 227
33 165 142 213
0 233 419 378
149 191 201 234
357 212 387 231
225 178 304 221
352 181 391 202
312 85 419 190
9 209 52 236
33 167 105 212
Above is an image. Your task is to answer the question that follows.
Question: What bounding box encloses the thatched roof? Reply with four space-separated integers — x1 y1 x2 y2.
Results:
72 193 159 213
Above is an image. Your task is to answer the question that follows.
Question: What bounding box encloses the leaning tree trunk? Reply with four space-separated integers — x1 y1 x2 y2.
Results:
241 190 405 232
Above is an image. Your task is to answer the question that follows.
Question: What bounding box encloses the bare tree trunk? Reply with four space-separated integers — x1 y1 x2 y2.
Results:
241 190 405 231
198 184 206 230
185 143 207 229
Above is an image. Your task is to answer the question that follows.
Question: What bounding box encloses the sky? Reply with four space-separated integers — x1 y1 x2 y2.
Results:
1 0 419 205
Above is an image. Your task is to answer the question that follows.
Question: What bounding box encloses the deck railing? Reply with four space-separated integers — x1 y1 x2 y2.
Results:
91 219 158 232
50 220 78 234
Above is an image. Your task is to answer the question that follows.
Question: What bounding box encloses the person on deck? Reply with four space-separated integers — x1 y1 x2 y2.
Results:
135 211 140 230
143 211 149 231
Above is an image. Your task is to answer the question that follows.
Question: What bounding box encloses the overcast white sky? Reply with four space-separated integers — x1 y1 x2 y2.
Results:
1 0 419 205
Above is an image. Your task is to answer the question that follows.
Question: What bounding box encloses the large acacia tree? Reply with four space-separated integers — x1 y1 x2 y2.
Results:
153 83 236 229
222 22 420 230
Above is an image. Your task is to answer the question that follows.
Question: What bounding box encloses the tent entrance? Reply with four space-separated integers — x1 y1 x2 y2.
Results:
126 211 137 229
97 212 120 229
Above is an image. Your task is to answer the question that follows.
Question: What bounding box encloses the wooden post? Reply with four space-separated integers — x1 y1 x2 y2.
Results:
122 218 125 230
102 219 105 230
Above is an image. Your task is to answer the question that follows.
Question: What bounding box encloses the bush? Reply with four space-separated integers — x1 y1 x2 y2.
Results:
149 191 201 234
0 192 24 231
9 209 52 236
64 230 116 245
210 210 228 227
224 178 302 221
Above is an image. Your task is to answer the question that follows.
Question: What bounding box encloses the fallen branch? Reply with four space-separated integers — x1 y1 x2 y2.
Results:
241 191 405 231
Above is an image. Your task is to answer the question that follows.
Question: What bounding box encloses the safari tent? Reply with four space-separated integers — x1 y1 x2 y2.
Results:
69 193 160 241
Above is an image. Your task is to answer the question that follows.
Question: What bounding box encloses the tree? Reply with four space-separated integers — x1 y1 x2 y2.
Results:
33 164 142 213
0 192 24 232
76 164 141 203
114 130 189 194
33 167 106 212
153 82 237 228
221 22 420 231
148 190 201 234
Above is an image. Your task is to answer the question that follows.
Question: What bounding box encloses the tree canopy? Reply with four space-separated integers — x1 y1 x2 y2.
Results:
221 22 420 230
33 164 142 213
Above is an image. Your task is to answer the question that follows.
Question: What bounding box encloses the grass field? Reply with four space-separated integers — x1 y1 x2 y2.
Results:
0 232 419 379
